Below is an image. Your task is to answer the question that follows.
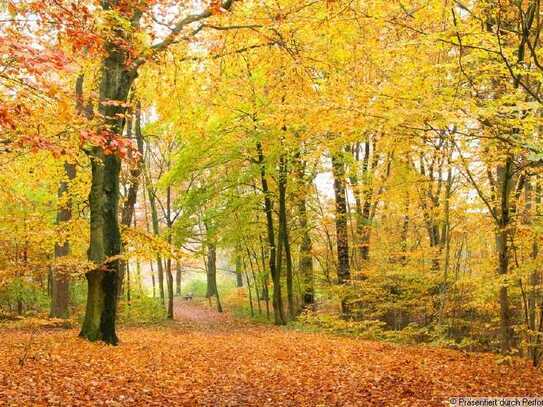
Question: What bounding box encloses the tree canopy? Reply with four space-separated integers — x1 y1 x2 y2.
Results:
1 0 543 403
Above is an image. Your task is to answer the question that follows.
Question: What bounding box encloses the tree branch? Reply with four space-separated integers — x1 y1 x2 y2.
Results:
130 0 237 70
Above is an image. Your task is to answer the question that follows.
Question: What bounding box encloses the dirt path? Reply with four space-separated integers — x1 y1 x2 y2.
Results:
0 303 542 406
173 298 235 329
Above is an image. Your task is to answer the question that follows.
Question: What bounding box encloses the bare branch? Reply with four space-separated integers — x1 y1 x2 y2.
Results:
130 0 237 70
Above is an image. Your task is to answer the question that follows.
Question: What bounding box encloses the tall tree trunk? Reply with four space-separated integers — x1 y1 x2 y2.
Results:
256 141 286 325
332 151 351 315
150 261 156 298
206 239 222 313
136 258 143 293
165 185 174 319
235 252 243 288
259 233 271 319
142 181 156 298
295 156 314 307
245 250 262 314
50 161 76 318
175 261 182 295
350 142 370 262
492 156 525 354
165 256 174 318
299 197 314 307
81 150 122 344
331 152 350 284
125 261 131 305
51 75 85 318
438 166 453 323
521 177 542 364
495 160 514 354
399 192 410 265
277 154 295 318
145 161 165 303
244 270 255 317
80 36 137 344
529 178 542 364
118 101 144 293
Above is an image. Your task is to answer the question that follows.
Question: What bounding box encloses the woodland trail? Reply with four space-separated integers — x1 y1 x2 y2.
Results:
173 298 238 330
0 301 542 406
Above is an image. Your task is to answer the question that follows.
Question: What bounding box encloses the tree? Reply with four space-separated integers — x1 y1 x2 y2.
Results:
80 0 238 344
331 151 350 286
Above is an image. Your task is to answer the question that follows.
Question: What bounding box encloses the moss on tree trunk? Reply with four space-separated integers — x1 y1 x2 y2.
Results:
79 36 136 344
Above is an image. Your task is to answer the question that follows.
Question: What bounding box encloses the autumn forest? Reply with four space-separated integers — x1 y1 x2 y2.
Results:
1 0 543 405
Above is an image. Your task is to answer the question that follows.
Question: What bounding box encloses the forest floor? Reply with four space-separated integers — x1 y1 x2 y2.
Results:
0 300 542 406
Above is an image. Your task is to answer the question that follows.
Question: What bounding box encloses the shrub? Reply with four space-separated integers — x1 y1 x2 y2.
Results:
0 278 49 316
118 295 166 325
296 310 387 340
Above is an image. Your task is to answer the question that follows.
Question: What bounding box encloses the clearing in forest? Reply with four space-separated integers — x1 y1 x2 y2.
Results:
0 301 541 406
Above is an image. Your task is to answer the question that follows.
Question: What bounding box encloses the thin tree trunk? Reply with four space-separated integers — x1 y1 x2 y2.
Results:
118 101 144 293
50 163 76 318
126 261 131 305
258 234 271 319
349 142 370 262
166 256 174 318
176 261 182 295
256 141 286 325
495 159 517 354
244 270 255 317
235 252 243 288
438 166 452 323
164 183 174 319
331 152 351 284
528 178 541 364
150 261 156 298
145 158 165 303
142 180 156 298
295 156 314 307
206 240 222 313
51 75 84 318
136 258 143 294
299 201 314 307
277 153 295 318
399 192 410 265
331 150 351 315
245 250 262 314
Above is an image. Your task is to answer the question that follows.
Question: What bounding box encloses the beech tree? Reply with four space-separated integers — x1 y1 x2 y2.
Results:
77 0 238 343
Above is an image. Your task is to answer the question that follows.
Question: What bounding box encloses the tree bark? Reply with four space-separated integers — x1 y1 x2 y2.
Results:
244 270 255 317
245 249 262 314
399 192 410 265
206 239 222 313
51 75 84 318
299 198 314 307
145 159 165 303
495 160 514 354
165 185 174 319
256 141 286 325
235 252 243 288
295 155 314 307
80 33 137 344
118 101 144 293
175 261 182 295
165 256 174 318
50 161 76 318
331 152 350 284
332 150 351 315
277 153 295 318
